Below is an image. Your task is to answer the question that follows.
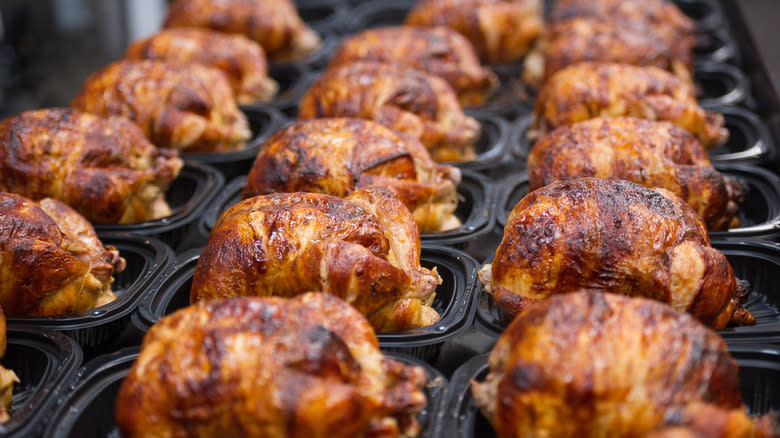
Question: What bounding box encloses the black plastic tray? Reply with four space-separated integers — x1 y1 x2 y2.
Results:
135 245 479 363
42 346 445 438
696 61 749 107
675 0 723 33
297 0 349 37
242 62 316 119
343 0 413 33
455 110 510 171
0 326 82 438
6 233 174 355
475 239 780 343
93 161 224 252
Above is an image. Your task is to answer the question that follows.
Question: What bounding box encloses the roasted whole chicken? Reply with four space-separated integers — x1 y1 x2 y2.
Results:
191 188 441 332
328 26 499 107
243 118 462 233
472 290 779 438
479 177 754 329
527 117 743 230
0 108 182 224
0 192 126 316
0 306 18 424
71 60 251 153
123 28 278 105
533 62 728 148
116 293 428 438
299 61 480 162
405 0 543 64
163 0 321 61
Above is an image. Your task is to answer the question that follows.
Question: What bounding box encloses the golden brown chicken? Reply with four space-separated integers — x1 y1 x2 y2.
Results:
479 177 754 329
533 62 728 148
299 61 480 162
162 0 321 61
405 0 543 64
0 108 182 224
328 26 499 107
471 290 779 438
71 60 251 153
0 306 18 424
191 188 441 332
527 117 743 230
123 28 278 105
0 192 126 316
116 293 428 438
243 118 461 233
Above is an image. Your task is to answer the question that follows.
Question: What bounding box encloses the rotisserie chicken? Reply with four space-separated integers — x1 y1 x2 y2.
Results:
0 306 18 424
479 177 754 329
0 192 126 316
527 117 743 230
533 62 728 148
471 290 779 438
328 26 499 107
191 188 441 332
298 61 480 162
242 118 462 233
0 108 182 224
123 28 278 105
162 0 320 61
71 60 251 153
116 293 428 438
405 0 543 64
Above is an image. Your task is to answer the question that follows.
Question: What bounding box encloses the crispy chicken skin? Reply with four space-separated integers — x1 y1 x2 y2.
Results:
0 108 182 224
191 188 441 332
527 117 743 230
299 61 480 162
116 293 429 438
162 0 321 61
328 26 499 107
71 60 251 153
243 118 462 233
0 307 18 424
0 193 126 316
479 178 754 329
533 62 728 148
405 0 542 64
123 28 278 105
471 290 779 438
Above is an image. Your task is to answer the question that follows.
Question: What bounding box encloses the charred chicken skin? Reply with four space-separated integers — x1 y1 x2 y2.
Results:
0 108 182 224
123 28 278 105
71 60 251 153
533 62 728 148
472 290 779 438
243 118 462 233
527 117 743 230
0 306 18 424
405 0 543 64
328 26 499 107
0 192 126 316
191 188 441 332
116 293 429 438
479 178 754 329
299 61 480 162
162 0 321 61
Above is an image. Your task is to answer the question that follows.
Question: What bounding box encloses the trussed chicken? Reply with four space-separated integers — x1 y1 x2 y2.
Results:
527 117 743 230
0 306 18 424
533 62 728 148
123 28 278 105
71 60 251 153
0 108 182 224
479 178 754 329
191 188 441 332
116 293 428 438
299 61 480 162
405 0 543 64
0 192 126 316
163 0 321 61
243 118 462 233
328 26 499 107
472 290 779 438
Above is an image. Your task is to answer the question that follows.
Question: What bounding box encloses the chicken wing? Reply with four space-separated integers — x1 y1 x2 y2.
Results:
299 61 480 162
